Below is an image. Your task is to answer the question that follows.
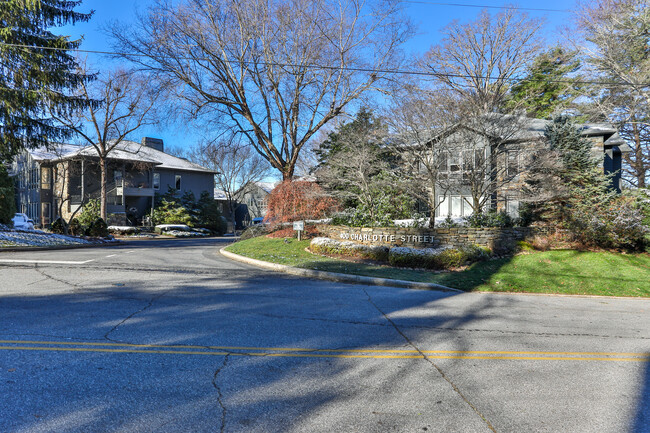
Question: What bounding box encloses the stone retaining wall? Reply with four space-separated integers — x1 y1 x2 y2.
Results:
317 225 553 253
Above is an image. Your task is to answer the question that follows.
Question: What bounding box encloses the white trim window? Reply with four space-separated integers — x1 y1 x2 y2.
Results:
153 173 160 190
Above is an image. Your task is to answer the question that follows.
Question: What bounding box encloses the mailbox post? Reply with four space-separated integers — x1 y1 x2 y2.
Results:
293 221 305 241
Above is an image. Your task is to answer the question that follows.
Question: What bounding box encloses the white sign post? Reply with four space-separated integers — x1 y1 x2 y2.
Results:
293 221 305 241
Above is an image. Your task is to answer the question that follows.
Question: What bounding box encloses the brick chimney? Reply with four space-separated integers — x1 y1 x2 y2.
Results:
141 137 164 152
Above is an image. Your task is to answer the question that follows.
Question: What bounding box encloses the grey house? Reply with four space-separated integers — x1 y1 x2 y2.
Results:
415 117 630 219
11 137 215 226
234 181 276 228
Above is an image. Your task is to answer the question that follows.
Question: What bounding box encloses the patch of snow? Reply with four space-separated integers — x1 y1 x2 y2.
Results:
163 230 208 237
156 224 190 231
0 230 92 247
393 217 466 228
108 226 139 234
389 245 451 257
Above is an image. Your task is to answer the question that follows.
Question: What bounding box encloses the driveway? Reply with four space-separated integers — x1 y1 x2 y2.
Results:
0 237 648 432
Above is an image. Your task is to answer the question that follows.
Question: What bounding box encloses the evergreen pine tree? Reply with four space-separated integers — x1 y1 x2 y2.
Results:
506 47 582 119
546 115 598 177
0 164 16 224
0 0 94 162
314 107 385 168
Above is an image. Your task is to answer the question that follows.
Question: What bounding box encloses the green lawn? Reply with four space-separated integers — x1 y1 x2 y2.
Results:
225 237 650 297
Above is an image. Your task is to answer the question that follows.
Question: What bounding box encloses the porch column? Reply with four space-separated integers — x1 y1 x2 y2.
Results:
80 159 85 201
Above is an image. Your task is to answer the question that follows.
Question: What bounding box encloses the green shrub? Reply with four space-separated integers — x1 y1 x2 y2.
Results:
434 248 466 268
566 196 647 250
195 191 227 234
152 198 193 226
78 199 100 228
388 244 491 270
516 240 535 252
438 215 460 228
50 217 65 234
68 218 83 236
515 202 535 227
310 238 389 261
461 244 492 261
87 218 109 237
388 247 438 269
465 210 513 228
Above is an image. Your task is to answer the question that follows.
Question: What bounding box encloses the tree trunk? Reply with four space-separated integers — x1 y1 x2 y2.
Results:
428 186 436 227
228 199 237 233
633 125 646 188
100 156 107 221
282 166 294 182
473 195 482 214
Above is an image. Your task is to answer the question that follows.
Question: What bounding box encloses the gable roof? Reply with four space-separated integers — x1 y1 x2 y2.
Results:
408 116 631 152
25 140 216 174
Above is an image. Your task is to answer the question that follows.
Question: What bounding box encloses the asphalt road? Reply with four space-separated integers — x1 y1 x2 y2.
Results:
0 237 648 433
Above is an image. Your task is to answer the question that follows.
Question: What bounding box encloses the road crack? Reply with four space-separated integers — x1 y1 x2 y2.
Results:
212 354 230 433
34 266 83 290
362 288 498 433
104 289 172 343
259 312 649 341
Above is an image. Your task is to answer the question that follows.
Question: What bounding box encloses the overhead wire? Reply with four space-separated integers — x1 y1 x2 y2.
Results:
1 42 648 88
399 0 569 13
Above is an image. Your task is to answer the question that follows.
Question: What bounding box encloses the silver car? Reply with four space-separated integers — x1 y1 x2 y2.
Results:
12 213 35 230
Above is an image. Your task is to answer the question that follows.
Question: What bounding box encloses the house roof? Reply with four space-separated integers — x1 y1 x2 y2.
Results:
28 144 85 161
26 140 216 174
256 181 277 193
411 116 631 153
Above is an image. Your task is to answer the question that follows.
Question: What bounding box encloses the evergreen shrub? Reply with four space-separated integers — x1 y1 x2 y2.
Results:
78 199 100 228
388 244 491 270
50 217 65 234
0 165 15 224
310 237 389 261
87 218 109 237
465 210 513 228
68 218 83 236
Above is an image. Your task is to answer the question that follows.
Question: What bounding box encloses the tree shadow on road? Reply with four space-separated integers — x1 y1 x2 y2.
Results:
0 243 648 432
633 361 650 433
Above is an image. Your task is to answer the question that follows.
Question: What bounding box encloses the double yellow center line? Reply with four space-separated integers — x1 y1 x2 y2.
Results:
0 340 648 362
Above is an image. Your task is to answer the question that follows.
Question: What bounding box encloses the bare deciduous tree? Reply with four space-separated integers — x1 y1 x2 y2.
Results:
571 0 650 187
48 145 89 233
442 109 530 214
424 8 544 113
189 139 271 232
387 85 452 225
50 66 161 220
110 0 413 181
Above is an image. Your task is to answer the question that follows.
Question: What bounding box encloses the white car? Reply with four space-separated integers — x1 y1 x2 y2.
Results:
12 213 35 230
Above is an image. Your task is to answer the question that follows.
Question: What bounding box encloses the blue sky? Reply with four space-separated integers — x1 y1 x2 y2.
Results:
57 0 578 166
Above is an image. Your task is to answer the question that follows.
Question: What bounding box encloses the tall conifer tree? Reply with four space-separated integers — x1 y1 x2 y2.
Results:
0 0 93 162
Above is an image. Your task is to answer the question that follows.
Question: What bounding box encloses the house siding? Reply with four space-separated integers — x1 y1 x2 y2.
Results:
156 169 214 198
11 142 216 227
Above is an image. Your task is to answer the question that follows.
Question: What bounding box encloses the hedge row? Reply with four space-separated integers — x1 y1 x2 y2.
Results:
310 237 389 261
309 237 491 270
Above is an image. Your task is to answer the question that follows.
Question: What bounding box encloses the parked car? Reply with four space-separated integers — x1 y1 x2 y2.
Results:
12 213 35 230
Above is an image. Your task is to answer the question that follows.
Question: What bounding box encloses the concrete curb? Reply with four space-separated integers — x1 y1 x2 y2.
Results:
220 247 463 293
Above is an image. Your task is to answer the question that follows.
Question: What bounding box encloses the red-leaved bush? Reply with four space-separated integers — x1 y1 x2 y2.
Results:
265 181 339 223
